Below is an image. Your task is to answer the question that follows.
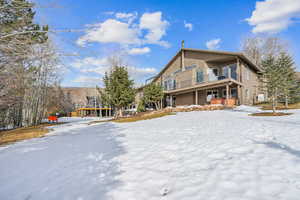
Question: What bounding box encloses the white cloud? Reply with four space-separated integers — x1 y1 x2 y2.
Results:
115 12 135 19
206 38 221 50
77 11 170 49
72 56 157 85
184 21 193 31
139 11 170 47
103 11 114 15
72 75 101 86
126 66 157 85
72 57 110 76
77 19 141 46
246 0 300 34
128 47 151 55
115 12 137 23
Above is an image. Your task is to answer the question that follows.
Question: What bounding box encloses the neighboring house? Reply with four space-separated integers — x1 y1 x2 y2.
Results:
140 47 263 107
62 87 112 117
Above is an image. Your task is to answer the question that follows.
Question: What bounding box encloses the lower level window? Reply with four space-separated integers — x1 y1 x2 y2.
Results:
231 88 237 98
245 89 250 99
207 90 218 98
222 88 237 98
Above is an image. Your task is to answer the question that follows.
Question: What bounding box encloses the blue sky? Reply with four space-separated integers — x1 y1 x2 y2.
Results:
33 0 300 87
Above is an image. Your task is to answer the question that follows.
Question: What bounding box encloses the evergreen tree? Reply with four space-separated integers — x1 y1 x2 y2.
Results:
260 56 282 113
276 52 298 108
0 0 48 43
100 66 135 117
142 83 164 110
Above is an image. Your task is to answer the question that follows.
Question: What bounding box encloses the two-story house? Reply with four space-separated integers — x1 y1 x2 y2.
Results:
141 47 262 107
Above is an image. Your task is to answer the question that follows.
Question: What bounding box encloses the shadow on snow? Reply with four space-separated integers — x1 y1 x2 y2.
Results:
0 122 126 200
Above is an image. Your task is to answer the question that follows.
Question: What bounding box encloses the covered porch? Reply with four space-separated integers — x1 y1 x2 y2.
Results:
165 79 242 107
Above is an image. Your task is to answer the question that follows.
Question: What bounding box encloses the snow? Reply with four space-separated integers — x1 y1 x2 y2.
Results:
233 105 262 113
1 108 300 199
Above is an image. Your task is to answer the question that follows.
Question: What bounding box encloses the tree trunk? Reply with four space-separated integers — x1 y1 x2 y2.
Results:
285 95 289 108
117 107 123 118
154 102 159 110
272 95 276 114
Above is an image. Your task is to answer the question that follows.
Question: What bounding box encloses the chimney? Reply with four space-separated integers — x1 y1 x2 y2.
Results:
181 40 185 71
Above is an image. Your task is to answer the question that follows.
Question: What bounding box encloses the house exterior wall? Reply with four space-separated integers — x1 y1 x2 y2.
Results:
144 49 261 107
240 61 260 105
176 92 195 106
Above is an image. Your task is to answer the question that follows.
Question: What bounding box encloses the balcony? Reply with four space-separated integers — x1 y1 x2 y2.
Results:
163 63 239 92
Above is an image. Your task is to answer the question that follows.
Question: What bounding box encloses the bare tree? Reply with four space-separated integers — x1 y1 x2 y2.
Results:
242 36 287 65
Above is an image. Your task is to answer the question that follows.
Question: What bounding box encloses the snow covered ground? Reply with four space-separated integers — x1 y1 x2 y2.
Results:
1 107 300 200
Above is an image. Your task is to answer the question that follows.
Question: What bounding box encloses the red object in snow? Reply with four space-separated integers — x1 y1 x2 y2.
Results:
48 116 58 123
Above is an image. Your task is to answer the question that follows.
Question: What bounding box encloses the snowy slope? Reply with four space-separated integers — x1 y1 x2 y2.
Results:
1 109 300 200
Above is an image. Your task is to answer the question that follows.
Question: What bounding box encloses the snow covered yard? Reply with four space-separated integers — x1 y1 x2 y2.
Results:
1 108 300 200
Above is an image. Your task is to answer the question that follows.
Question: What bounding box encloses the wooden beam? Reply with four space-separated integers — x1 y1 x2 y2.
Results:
195 90 198 105
226 84 229 105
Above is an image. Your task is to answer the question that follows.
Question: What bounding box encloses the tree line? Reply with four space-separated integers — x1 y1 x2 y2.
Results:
0 0 72 129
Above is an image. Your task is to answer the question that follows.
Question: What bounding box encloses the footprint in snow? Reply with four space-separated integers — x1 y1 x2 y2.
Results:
160 187 170 196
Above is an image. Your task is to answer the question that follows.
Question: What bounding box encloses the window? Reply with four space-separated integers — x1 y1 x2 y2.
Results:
222 88 237 98
164 81 168 90
245 89 250 99
173 69 182 75
208 68 219 81
231 88 237 98
164 79 176 90
185 64 197 71
222 67 229 78
222 89 227 98
207 90 218 98
196 69 204 83
245 68 250 81
230 64 237 80
173 80 176 90
212 68 219 76
221 64 237 80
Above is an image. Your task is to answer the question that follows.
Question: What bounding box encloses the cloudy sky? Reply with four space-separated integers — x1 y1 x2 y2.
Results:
33 0 300 87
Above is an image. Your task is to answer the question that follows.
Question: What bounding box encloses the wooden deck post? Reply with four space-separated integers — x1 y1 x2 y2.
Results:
195 90 198 105
226 84 229 105
238 85 243 105
170 95 173 107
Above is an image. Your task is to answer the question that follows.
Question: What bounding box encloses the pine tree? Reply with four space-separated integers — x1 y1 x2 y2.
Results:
276 52 298 108
142 83 164 110
260 56 282 113
100 66 135 117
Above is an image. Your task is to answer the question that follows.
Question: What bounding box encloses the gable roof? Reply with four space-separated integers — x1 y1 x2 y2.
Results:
152 48 261 82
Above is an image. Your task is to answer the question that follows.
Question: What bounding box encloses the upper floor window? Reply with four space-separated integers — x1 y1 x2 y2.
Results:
164 79 176 91
221 64 237 80
185 64 197 71
208 68 219 81
173 69 182 75
230 64 237 80
196 69 204 83
245 68 250 81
